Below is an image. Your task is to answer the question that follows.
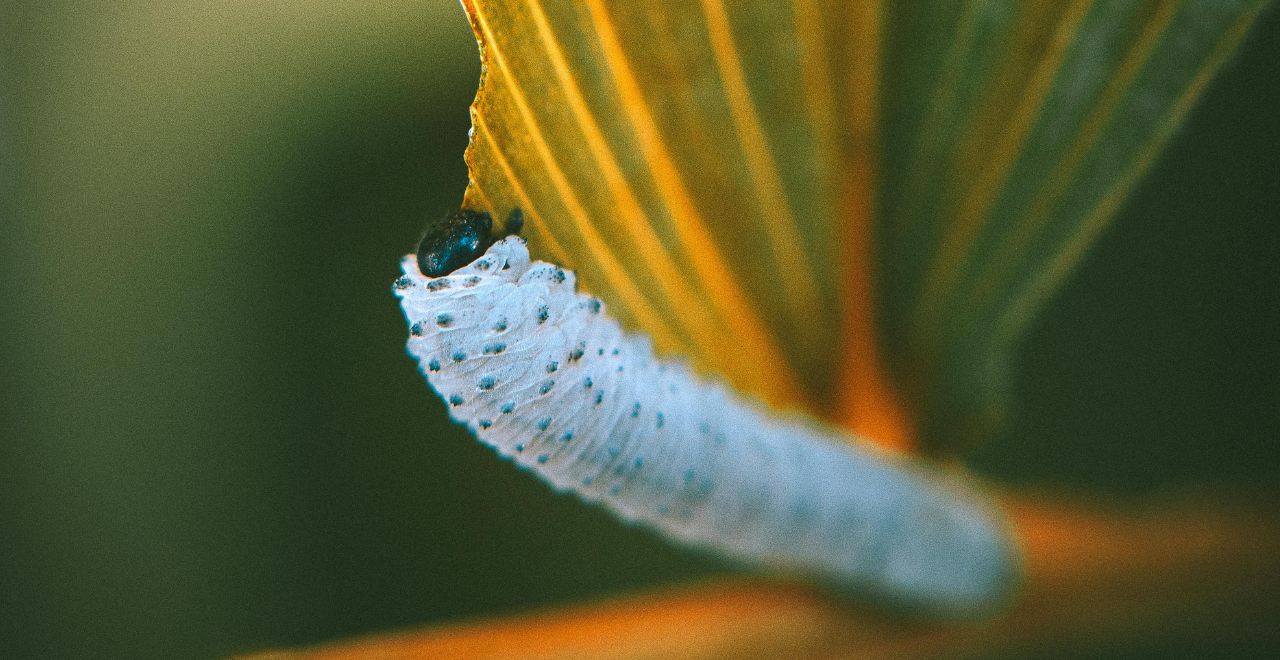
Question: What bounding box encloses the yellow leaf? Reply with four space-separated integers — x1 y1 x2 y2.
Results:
456 0 909 447
456 0 1270 454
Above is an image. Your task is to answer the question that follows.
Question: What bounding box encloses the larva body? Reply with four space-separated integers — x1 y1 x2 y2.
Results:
395 237 1018 617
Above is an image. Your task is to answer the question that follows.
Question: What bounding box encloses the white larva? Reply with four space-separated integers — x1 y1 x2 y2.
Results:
394 237 1019 617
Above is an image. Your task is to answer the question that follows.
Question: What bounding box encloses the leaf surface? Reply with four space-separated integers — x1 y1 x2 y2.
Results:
458 0 1270 452
879 0 1271 450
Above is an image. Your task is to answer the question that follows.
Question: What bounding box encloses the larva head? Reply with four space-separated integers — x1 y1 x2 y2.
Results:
416 209 494 278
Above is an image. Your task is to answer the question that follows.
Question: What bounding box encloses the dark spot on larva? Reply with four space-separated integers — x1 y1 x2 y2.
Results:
514 443 524 452
501 402 515 414
410 323 425 337
597 348 604 356
631 402 640 418
537 306 549 324
426 279 451 292
427 359 441 372
546 361 558 373
714 432 727 446
505 207 524 236
552 269 566 284
539 380 555 395
582 476 593 486
595 392 603 405
699 422 711 434
393 277 413 290
537 418 551 431
417 208 494 277
611 348 619 356
617 365 623 372
684 469 695 482
656 412 664 428
452 351 466 363
633 457 643 468
588 298 601 314
609 484 622 495
568 347 584 362
436 314 453 328
607 447 619 457
493 318 507 332
483 343 506 355
669 384 677 394
477 376 496 391
561 430 574 442
449 394 464 407
537 454 549 464
478 419 492 429
475 259 492 270
583 377 592 388
463 276 481 288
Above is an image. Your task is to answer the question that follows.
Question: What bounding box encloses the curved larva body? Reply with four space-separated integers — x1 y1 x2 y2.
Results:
395 237 1018 617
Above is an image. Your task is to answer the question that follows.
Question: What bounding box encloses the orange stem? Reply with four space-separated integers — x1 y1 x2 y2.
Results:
831 0 917 453
234 489 1279 660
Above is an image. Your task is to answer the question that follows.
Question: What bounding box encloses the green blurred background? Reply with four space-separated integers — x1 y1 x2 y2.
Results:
1 2 1276 659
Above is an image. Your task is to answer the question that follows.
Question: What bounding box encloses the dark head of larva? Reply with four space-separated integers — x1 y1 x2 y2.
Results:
416 208 493 278
416 207 526 278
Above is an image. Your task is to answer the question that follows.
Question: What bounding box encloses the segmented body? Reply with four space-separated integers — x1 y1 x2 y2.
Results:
394 237 1017 617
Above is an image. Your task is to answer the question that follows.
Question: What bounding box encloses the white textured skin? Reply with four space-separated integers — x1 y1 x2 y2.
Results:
395 237 1017 617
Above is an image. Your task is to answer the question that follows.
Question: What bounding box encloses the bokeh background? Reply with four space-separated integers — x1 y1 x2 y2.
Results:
1 2 1276 659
